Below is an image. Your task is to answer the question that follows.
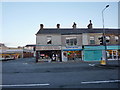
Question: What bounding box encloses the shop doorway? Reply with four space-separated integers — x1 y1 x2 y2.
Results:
107 50 119 60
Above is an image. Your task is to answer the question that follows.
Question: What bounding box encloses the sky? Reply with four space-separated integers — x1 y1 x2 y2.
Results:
0 0 119 47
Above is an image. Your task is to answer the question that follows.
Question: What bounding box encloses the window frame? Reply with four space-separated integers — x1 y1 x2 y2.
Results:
66 37 77 46
106 36 110 44
47 36 52 45
89 36 95 44
115 36 119 42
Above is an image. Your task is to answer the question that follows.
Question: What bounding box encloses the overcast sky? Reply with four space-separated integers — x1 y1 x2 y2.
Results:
0 0 119 47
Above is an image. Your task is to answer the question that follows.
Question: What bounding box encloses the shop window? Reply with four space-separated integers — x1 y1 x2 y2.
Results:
47 36 52 44
90 36 95 44
64 51 82 60
107 50 119 60
66 37 77 46
37 51 61 62
115 36 119 42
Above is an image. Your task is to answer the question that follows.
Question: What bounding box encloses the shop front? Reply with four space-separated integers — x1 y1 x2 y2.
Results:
107 46 120 60
83 45 120 61
36 50 61 62
36 45 62 62
62 46 82 61
83 50 102 61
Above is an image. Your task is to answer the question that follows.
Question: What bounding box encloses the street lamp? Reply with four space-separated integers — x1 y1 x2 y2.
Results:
102 5 109 29
102 5 109 65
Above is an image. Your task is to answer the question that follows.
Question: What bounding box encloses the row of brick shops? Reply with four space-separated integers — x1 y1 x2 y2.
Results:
36 45 120 62
35 24 120 62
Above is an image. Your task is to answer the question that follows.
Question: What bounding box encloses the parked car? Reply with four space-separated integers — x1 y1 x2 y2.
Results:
5 55 15 60
0 57 5 61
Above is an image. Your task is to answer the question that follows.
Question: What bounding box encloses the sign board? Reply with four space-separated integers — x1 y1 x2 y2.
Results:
62 46 82 51
36 46 61 50
84 45 120 50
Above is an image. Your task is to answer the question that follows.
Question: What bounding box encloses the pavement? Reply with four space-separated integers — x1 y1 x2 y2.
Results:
95 60 120 69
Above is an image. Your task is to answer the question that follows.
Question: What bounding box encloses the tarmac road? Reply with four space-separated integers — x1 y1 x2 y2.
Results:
1 58 120 88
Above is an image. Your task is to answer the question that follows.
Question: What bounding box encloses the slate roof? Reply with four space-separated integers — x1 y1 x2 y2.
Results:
36 28 120 35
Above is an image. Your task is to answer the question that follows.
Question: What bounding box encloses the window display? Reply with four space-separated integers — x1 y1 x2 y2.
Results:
107 50 119 60
63 50 82 60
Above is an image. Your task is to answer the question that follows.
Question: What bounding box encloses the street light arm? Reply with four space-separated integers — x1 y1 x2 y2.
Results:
102 5 109 13
102 8 106 13
102 5 109 30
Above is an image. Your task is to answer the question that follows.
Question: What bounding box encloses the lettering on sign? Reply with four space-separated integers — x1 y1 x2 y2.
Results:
66 46 79 48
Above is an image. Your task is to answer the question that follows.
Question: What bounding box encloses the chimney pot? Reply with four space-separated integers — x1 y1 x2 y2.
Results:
40 24 44 30
72 22 77 29
57 24 60 29
87 20 93 29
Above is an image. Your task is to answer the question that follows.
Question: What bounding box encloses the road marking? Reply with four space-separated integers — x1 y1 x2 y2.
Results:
88 64 95 66
23 63 28 64
81 80 120 84
0 83 50 87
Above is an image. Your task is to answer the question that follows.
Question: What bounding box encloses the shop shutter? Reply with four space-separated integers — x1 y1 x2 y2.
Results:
84 50 102 61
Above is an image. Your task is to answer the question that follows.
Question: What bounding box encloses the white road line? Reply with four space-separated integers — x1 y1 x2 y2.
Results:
0 83 50 87
81 80 120 84
88 64 95 66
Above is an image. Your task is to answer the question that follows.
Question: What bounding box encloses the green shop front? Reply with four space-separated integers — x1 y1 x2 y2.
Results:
83 45 120 61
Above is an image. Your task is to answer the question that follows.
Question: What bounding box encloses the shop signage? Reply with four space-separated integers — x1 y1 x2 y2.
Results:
40 54 45 56
66 46 79 48
63 46 82 49
36 46 61 50
84 45 120 50
62 46 82 51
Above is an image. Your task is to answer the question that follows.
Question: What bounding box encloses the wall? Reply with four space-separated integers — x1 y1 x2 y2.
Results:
82 33 89 45
105 34 119 45
61 34 82 46
36 34 61 45
88 33 102 45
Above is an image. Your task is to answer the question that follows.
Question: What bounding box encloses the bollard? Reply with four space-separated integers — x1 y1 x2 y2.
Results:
100 60 106 65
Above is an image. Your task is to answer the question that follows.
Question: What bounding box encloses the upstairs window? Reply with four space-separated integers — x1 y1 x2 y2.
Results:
115 36 119 42
90 36 95 44
106 36 110 44
47 36 52 44
66 37 77 46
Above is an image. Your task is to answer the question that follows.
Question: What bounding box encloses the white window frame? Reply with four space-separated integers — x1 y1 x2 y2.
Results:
47 36 52 45
89 36 95 44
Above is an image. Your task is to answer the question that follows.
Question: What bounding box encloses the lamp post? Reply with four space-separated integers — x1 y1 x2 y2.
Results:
102 5 109 65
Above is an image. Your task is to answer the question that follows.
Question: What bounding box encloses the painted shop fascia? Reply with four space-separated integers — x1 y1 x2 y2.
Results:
83 45 120 50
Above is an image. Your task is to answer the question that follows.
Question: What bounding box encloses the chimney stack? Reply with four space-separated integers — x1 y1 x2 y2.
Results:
87 20 93 29
72 22 77 29
40 24 44 30
57 24 60 29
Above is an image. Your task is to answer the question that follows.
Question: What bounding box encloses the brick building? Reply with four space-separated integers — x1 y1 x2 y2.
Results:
35 23 120 62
